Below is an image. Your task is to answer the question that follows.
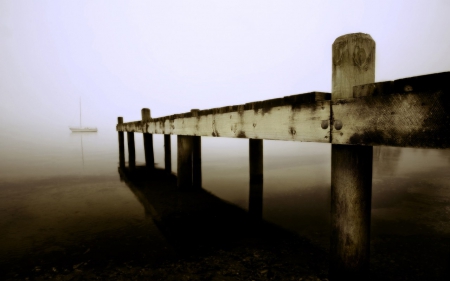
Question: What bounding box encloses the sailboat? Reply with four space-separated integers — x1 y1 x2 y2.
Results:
69 98 98 132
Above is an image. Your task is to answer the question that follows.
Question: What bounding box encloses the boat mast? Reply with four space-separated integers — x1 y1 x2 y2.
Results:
79 97 82 128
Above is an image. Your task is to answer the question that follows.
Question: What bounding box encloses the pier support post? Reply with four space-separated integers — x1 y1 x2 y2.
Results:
191 110 202 189
118 117 125 168
330 33 375 280
164 134 171 173
177 135 193 189
127 132 136 169
249 139 263 218
192 136 202 189
142 108 154 168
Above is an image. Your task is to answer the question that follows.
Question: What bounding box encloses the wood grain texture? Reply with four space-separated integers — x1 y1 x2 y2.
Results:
330 144 372 279
332 33 375 100
330 32 375 281
117 92 331 143
116 72 449 149
332 72 450 148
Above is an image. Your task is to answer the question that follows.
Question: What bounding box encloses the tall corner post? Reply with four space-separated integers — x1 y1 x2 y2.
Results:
118 117 125 168
142 108 154 168
330 33 375 280
249 138 263 219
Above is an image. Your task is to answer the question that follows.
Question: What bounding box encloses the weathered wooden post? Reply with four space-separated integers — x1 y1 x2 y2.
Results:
142 108 154 168
249 139 263 218
127 131 136 169
191 109 202 189
330 33 375 280
177 135 193 189
164 134 171 173
118 117 125 168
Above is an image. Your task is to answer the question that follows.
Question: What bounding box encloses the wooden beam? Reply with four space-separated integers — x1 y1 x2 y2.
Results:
332 72 450 148
116 72 449 149
118 92 331 143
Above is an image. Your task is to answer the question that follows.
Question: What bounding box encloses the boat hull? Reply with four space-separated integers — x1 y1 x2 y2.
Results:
70 127 98 132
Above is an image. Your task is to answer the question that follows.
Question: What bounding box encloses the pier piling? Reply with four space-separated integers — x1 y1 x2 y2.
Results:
249 139 263 218
191 109 202 189
192 136 202 189
118 117 125 168
177 135 193 189
164 134 171 173
142 108 154 168
329 33 375 280
127 132 135 169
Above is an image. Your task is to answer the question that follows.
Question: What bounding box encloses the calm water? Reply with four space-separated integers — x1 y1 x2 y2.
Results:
1 127 450 278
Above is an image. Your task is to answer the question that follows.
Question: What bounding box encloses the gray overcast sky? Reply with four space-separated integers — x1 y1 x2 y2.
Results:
1 0 449 136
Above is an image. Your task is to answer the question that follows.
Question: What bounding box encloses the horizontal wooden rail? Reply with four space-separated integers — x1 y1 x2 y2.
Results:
332 72 450 148
118 92 332 143
117 71 450 149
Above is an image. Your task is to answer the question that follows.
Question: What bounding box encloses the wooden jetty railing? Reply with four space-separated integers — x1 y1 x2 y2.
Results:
116 33 450 280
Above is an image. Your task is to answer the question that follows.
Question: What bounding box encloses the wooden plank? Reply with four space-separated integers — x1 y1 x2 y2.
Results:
332 72 450 148
117 92 331 143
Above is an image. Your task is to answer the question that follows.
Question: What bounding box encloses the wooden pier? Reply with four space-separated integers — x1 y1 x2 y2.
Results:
116 33 450 280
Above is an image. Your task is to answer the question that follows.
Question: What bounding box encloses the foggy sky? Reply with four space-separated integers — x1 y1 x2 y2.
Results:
1 0 449 145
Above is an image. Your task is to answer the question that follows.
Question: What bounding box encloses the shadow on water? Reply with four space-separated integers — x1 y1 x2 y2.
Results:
116 166 329 280
2 166 329 280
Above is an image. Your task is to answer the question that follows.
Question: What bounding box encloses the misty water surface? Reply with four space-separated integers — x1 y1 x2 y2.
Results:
1 127 450 277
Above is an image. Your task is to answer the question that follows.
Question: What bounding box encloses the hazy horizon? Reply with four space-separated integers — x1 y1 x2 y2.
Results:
1 1 449 146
